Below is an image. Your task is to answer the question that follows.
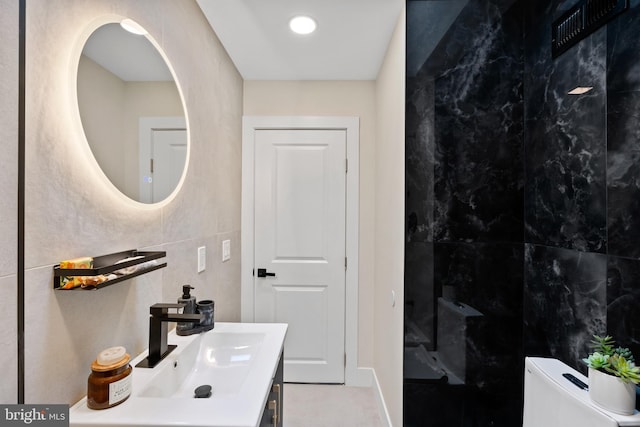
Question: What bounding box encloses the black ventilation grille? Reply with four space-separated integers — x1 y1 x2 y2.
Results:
552 0 628 58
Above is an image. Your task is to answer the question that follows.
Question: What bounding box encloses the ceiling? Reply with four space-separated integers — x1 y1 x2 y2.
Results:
196 0 404 81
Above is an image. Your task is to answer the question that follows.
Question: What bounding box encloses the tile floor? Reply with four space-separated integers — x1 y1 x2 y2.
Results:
283 383 384 427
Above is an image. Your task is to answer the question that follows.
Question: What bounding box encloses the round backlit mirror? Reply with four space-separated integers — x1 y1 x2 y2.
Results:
76 20 188 204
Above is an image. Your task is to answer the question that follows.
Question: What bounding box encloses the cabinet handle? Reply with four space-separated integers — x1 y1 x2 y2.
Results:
271 383 281 426
269 400 277 425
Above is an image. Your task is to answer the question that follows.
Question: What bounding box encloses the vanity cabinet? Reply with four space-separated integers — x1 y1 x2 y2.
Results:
259 351 283 427
69 323 288 427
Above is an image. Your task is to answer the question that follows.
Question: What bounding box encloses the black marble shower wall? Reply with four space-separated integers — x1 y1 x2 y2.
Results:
405 0 640 425
523 0 608 371
405 0 525 425
606 0 640 362
523 0 640 370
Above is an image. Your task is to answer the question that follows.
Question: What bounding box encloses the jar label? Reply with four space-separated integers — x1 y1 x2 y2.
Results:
109 374 132 405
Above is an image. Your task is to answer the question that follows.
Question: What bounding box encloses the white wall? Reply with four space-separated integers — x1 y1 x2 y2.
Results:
0 0 19 405
22 0 243 405
77 55 126 194
374 7 406 427
243 81 377 369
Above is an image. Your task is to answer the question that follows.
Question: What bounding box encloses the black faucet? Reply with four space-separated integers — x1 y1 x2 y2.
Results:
136 303 203 368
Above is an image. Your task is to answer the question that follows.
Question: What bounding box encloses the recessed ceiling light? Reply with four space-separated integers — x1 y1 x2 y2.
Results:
289 16 317 35
567 86 593 95
120 19 148 35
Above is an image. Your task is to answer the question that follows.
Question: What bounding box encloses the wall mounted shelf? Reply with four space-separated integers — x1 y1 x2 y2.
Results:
53 249 166 290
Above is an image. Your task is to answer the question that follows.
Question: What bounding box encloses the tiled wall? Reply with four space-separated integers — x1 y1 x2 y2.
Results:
0 0 19 405
405 0 640 425
523 0 640 368
406 1 524 424
602 0 640 358
522 0 607 367
17 0 242 405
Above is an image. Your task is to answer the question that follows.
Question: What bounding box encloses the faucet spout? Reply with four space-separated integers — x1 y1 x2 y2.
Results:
136 303 203 368
151 303 203 323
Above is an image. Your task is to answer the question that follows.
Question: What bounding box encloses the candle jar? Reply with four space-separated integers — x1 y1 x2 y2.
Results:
87 347 132 410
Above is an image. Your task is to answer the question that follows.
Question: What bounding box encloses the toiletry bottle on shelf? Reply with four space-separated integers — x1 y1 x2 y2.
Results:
177 285 196 332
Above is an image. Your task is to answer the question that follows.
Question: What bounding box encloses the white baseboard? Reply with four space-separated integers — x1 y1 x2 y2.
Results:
372 369 393 427
346 366 374 387
345 367 392 426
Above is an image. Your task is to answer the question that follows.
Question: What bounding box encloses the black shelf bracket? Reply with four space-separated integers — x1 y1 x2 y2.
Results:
53 249 166 290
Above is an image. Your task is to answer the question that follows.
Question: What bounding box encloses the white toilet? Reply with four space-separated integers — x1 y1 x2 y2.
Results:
524 357 640 427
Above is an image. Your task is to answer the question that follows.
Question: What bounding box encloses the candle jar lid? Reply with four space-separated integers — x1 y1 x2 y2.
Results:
91 346 130 372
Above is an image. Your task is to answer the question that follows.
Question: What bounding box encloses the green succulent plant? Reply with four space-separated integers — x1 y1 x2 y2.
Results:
583 352 610 369
584 335 640 385
606 354 640 384
590 335 616 355
614 346 635 364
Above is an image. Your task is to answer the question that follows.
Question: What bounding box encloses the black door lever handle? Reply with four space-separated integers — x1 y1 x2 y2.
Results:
256 268 276 278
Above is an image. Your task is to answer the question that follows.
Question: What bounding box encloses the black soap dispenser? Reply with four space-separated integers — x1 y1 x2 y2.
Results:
177 285 196 333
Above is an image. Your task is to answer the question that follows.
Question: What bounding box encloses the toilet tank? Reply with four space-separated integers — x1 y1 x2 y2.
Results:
524 357 640 427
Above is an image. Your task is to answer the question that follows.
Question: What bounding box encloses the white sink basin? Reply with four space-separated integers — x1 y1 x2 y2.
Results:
70 323 287 427
139 332 265 399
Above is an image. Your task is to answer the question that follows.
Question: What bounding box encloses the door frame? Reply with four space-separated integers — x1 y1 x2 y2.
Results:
241 116 364 385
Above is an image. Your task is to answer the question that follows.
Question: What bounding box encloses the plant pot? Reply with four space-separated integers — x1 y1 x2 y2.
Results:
588 367 636 415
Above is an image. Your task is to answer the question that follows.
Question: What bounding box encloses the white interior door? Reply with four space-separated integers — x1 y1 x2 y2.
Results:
151 129 187 202
138 116 187 203
254 128 346 384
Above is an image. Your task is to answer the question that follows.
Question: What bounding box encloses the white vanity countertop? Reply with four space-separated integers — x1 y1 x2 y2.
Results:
70 322 287 427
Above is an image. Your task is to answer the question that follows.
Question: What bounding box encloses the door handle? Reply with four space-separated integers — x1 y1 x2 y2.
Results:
256 268 276 278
